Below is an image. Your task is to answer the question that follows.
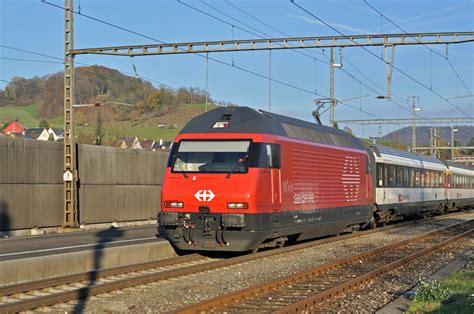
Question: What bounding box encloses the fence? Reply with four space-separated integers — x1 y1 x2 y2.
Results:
0 137 168 231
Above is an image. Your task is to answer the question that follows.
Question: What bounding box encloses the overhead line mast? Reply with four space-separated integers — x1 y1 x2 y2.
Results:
63 0 77 227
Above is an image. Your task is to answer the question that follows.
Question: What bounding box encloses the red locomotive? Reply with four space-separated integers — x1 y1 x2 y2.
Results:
158 106 375 252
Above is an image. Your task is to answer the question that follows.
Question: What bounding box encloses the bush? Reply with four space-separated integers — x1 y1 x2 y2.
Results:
414 280 451 303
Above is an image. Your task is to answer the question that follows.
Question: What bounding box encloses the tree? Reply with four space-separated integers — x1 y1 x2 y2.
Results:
94 112 104 145
39 119 49 129
75 111 86 126
468 137 474 156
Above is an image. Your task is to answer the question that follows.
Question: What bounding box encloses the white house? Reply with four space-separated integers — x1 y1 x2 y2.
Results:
48 128 64 141
120 136 142 149
23 128 50 141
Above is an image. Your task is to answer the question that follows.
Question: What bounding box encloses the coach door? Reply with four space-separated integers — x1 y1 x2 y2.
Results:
266 144 281 206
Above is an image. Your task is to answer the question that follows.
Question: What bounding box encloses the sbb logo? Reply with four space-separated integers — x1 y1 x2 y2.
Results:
194 190 215 202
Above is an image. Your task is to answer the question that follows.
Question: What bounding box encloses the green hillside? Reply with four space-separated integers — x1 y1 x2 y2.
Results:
0 103 217 141
0 65 226 144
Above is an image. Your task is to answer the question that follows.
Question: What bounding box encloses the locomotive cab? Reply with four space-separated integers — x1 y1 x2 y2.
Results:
159 138 281 251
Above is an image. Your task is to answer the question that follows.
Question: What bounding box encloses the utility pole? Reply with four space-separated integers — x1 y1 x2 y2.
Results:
63 0 78 227
329 47 335 128
205 52 208 112
408 96 420 150
451 125 458 160
268 49 272 112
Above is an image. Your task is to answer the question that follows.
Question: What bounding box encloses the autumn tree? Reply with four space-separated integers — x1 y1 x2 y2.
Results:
94 112 104 146
39 119 49 129
75 111 86 126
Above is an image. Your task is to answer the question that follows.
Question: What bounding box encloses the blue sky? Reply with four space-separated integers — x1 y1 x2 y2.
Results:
1 0 473 138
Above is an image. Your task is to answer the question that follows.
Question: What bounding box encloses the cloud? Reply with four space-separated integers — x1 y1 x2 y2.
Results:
289 14 375 35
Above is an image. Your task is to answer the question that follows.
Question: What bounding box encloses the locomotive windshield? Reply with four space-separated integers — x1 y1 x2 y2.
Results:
172 140 250 173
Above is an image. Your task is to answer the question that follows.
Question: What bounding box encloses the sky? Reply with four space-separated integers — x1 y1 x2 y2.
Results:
0 0 473 138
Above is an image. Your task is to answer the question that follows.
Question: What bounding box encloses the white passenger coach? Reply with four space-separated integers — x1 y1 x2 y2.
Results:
369 145 473 224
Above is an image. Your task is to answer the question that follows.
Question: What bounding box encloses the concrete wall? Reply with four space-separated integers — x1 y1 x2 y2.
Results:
0 137 168 231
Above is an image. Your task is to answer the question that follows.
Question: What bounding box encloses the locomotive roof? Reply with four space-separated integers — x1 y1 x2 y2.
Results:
179 106 366 150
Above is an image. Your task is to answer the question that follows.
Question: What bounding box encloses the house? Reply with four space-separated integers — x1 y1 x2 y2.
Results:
3 121 25 135
120 136 142 149
139 139 155 150
12 133 33 140
48 128 64 141
23 128 50 141
152 139 173 151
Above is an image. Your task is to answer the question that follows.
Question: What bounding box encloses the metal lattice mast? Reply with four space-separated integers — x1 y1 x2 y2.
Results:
63 0 78 227
329 48 335 127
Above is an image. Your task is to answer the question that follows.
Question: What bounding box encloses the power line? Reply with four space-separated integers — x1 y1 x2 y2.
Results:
1 44 179 91
178 0 417 123
39 0 439 125
198 0 429 121
0 56 63 64
41 0 328 99
290 0 472 119
363 0 473 96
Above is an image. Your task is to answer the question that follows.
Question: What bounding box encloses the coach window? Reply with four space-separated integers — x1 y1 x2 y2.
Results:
434 172 439 188
403 168 409 187
377 164 383 187
383 165 389 187
431 171 435 187
421 171 426 188
396 166 402 187
389 165 396 187
415 170 420 188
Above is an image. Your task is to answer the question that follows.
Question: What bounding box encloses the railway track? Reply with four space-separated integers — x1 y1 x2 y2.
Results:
173 220 473 313
0 213 470 312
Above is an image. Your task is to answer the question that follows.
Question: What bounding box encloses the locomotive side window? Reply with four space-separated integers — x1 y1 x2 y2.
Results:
172 140 251 173
249 143 281 168
166 142 178 167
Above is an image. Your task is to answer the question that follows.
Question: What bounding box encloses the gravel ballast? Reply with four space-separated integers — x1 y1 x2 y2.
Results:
51 212 473 313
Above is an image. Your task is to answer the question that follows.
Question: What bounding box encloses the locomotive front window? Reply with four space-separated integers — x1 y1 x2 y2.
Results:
172 140 250 173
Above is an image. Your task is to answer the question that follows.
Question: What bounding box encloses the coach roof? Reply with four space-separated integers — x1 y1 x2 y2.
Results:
179 106 365 150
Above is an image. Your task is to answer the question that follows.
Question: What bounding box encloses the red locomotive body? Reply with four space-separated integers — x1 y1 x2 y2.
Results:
158 107 374 251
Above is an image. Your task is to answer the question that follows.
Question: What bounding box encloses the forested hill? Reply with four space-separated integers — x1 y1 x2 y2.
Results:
381 126 474 146
0 65 230 120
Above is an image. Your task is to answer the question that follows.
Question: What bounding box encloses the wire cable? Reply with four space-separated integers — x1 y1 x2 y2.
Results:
363 0 473 96
193 0 430 121
178 0 415 122
290 0 472 118
41 0 328 99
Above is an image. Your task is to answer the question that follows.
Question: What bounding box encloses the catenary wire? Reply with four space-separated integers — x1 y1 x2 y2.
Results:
178 0 417 122
363 0 473 96
290 0 472 118
41 0 329 100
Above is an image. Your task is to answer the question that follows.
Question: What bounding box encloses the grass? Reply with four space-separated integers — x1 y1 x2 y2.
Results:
405 256 474 313
0 104 40 127
0 103 64 128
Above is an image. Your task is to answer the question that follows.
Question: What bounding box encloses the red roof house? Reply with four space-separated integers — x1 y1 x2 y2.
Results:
3 121 25 135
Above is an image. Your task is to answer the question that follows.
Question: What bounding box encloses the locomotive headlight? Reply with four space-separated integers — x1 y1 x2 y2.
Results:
164 201 184 208
227 202 249 209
